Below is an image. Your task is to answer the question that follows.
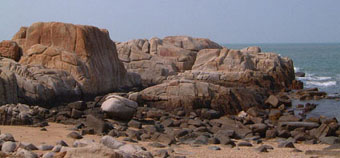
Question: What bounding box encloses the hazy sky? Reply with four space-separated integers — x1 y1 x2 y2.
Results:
1 0 339 43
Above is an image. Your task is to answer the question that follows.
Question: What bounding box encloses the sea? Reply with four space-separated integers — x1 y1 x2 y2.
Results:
225 43 340 120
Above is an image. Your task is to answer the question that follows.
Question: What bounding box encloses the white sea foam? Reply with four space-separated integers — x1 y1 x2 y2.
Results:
299 76 332 81
306 81 336 87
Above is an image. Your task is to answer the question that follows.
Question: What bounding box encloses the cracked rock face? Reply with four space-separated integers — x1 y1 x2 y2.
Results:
14 22 127 96
116 36 222 87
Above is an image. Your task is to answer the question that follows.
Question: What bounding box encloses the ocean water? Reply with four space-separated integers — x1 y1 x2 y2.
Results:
225 43 340 120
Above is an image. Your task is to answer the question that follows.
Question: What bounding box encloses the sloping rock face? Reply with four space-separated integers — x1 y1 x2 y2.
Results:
136 79 266 115
0 40 21 61
171 48 295 91
0 57 80 104
14 22 127 96
116 36 222 87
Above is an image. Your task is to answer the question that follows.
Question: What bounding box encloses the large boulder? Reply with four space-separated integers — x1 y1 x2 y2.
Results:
0 40 21 61
0 103 48 125
101 94 138 120
136 79 265 115
116 36 222 87
0 57 80 105
14 22 128 96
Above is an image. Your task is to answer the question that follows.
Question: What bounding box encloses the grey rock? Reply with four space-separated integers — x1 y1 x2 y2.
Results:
278 141 295 148
42 152 55 158
86 115 112 134
38 144 54 151
15 148 39 158
0 133 15 142
148 142 166 148
128 120 142 129
1 141 17 153
56 140 68 147
319 136 340 145
18 142 38 150
238 141 253 147
67 131 83 139
101 95 138 120
52 145 62 152
100 135 125 149
154 149 169 158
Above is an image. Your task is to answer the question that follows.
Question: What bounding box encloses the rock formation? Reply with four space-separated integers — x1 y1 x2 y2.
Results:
116 36 222 87
14 22 128 96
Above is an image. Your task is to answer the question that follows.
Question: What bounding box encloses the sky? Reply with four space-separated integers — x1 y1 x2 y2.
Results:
0 0 339 44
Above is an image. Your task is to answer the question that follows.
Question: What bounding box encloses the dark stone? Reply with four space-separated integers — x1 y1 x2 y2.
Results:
278 130 291 138
71 109 83 119
208 137 220 144
123 137 138 143
238 141 252 147
128 120 142 129
188 119 203 126
154 149 169 158
193 135 208 145
265 129 277 139
176 110 186 117
250 123 268 135
85 115 112 134
268 109 281 121
200 109 220 120
67 132 83 139
292 148 303 152
278 141 295 148
255 145 273 153
157 134 175 145
108 129 119 137
175 129 190 138
295 72 305 77
80 128 95 135
216 135 235 146
193 127 210 133
278 115 301 122
144 125 158 134
279 122 319 130
68 101 87 111
56 140 68 147
319 136 340 145
161 118 174 127
215 130 236 138
126 129 141 140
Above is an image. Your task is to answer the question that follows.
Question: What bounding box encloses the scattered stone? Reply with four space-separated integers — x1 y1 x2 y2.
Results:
0 133 15 142
154 149 169 158
148 142 166 148
238 141 253 147
128 120 142 129
38 144 54 151
56 140 68 147
16 148 39 158
278 141 295 148
18 142 38 150
100 136 125 149
40 128 47 131
319 136 340 145
73 139 95 147
52 145 62 152
86 115 112 134
42 152 55 158
1 141 17 153
292 148 303 152
208 146 221 150
123 137 138 143
67 132 83 139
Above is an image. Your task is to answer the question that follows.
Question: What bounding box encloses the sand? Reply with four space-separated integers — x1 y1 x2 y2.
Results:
0 123 336 158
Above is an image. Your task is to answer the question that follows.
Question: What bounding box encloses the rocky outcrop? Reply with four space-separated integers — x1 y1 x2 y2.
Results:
0 40 21 61
172 48 295 91
135 79 266 115
14 22 128 96
0 57 80 104
116 36 222 87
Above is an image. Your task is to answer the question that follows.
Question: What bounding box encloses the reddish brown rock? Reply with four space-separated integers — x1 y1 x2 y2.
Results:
0 40 21 61
15 22 128 96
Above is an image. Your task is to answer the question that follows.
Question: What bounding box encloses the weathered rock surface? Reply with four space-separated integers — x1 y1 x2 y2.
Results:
0 57 80 105
172 47 295 91
116 36 222 86
14 22 128 96
135 79 265 114
0 40 21 61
